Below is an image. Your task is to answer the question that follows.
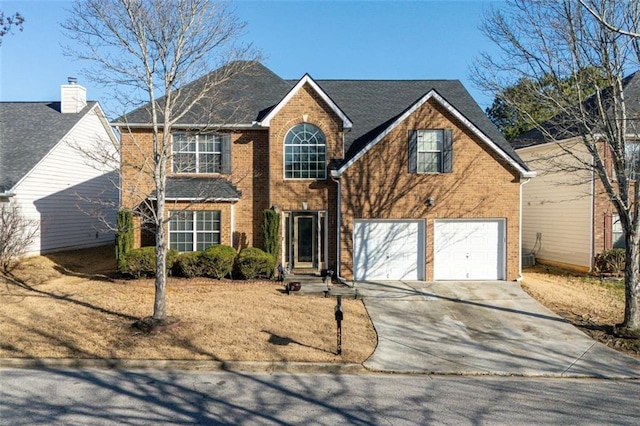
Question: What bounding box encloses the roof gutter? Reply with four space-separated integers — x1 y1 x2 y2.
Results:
110 122 264 129
148 196 240 202
0 191 15 199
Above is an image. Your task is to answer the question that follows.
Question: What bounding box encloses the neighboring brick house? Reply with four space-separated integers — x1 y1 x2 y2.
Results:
114 62 534 282
0 79 118 255
512 72 640 272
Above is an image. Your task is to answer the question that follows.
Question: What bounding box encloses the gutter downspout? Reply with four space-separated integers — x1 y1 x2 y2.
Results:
517 178 532 281
330 170 349 285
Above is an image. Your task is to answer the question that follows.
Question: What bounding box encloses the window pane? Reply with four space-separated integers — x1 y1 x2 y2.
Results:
284 123 326 179
418 152 440 173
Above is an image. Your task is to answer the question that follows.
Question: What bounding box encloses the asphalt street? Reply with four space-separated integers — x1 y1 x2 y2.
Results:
1 368 639 425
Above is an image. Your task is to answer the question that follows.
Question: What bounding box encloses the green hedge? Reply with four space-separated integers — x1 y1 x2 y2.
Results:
173 251 203 278
121 247 178 277
201 245 236 279
172 245 237 279
115 209 134 272
234 247 276 280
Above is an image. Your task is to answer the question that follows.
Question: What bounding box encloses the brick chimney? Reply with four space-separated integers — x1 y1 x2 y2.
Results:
60 77 87 113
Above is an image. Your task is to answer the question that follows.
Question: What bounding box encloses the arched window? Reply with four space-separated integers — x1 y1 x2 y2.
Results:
284 123 326 179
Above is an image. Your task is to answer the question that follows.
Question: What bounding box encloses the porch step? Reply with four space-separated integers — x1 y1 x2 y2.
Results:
283 274 358 298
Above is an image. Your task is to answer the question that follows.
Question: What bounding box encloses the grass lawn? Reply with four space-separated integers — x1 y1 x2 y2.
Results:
0 246 376 363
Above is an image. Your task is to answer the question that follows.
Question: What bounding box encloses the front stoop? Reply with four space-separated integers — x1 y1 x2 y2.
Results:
283 274 358 298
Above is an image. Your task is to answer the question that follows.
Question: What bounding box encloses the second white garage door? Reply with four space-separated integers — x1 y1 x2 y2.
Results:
434 219 505 280
353 219 425 281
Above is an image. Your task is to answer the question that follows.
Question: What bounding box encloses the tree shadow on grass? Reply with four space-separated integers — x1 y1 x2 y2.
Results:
261 330 335 355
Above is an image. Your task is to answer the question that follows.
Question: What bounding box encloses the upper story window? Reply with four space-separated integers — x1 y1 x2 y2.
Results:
409 129 453 174
172 133 231 174
625 142 640 180
284 123 326 179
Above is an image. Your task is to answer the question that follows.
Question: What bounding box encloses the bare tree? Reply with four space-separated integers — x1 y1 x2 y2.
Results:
472 0 640 332
0 11 24 45
63 0 256 323
0 205 37 273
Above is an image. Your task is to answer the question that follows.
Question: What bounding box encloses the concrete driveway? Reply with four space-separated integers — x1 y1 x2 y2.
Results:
358 280 640 378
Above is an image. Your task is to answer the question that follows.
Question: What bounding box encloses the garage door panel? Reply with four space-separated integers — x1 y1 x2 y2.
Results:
354 220 424 281
434 219 505 280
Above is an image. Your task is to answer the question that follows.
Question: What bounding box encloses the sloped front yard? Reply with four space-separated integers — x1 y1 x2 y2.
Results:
0 246 376 363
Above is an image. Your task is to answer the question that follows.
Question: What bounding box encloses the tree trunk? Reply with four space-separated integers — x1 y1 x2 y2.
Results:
622 232 640 331
153 167 167 321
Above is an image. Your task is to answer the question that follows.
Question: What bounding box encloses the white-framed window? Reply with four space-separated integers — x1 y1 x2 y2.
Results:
417 130 443 173
169 210 221 252
172 133 229 174
409 128 453 174
625 142 640 180
284 123 326 179
613 214 625 248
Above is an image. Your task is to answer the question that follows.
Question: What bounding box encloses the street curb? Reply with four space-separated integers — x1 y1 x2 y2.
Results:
0 358 368 374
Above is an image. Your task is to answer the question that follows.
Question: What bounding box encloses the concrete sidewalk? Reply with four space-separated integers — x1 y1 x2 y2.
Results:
358 280 640 378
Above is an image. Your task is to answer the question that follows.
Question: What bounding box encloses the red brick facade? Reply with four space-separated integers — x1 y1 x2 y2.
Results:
120 78 526 281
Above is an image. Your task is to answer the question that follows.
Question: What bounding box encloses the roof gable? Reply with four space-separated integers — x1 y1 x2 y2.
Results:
259 74 353 129
0 101 98 193
336 89 534 177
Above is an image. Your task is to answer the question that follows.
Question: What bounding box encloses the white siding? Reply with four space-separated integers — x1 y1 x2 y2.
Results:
519 140 592 269
13 107 118 255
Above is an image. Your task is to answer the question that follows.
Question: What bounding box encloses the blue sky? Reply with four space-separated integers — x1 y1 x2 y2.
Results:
0 0 503 118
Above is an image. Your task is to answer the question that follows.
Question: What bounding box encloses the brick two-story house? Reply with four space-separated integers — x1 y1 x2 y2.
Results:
114 62 535 282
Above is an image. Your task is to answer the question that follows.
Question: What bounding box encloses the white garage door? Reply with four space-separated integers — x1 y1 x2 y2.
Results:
353 220 425 281
434 219 505 280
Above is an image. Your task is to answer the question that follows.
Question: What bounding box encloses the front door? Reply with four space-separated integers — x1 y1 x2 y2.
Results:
294 215 315 268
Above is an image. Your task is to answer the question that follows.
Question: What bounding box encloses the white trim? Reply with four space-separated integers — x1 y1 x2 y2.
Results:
111 122 262 129
231 203 235 248
259 74 353 129
150 196 240 202
336 90 535 178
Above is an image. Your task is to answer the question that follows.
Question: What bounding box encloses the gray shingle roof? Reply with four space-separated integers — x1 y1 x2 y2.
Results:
511 71 640 150
115 61 292 125
152 177 241 200
116 61 528 171
0 102 97 192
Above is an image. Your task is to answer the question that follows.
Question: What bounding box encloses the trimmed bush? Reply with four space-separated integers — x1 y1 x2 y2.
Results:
115 209 134 272
173 251 203 278
201 245 236 279
594 248 626 274
122 246 178 278
234 247 275 280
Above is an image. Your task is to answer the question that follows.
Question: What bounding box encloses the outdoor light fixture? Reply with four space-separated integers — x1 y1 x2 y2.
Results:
302 201 308 210
426 197 435 207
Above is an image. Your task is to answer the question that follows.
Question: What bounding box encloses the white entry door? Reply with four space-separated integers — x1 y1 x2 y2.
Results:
353 219 425 281
434 219 505 280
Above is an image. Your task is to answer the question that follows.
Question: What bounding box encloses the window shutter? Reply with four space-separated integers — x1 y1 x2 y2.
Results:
443 128 453 173
604 213 612 250
408 130 418 173
221 134 231 174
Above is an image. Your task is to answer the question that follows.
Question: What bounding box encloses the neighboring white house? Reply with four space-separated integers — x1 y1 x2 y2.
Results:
515 139 596 272
0 79 118 255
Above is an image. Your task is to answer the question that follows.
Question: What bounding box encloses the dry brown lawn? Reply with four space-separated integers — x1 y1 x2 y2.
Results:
521 266 639 357
0 246 376 363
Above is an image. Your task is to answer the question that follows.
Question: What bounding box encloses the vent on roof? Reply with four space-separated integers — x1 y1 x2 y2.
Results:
61 77 87 113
